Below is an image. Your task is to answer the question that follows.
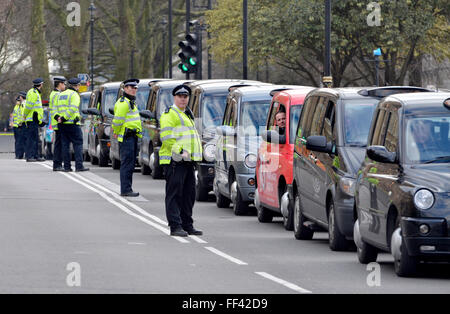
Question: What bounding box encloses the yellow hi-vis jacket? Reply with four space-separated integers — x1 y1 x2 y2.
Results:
159 105 203 165
12 101 25 128
23 88 43 124
112 96 143 143
49 90 61 130
58 88 81 125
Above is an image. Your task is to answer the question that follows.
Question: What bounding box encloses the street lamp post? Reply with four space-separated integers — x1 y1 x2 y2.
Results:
89 1 96 91
168 0 173 78
243 0 248 80
323 0 332 87
160 18 168 78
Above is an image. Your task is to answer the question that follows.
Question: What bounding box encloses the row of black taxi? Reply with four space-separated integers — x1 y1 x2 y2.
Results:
79 79 450 277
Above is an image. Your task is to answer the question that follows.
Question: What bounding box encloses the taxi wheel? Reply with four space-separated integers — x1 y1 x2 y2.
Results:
328 202 352 251
393 220 419 277
357 241 378 264
233 183 248 216
141 162 151 175
196 177 209 202
99 148 109 167
257 204 273 223
90 154 99 165
216 192 231 209
111 156 121 170
294 194 314 240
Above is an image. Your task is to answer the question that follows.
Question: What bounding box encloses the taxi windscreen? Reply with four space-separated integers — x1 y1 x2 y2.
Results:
157 89 174 118
240 100 272 136
202 94 228 129
104 89 120 117
343 100 378 146
405 114 450 164
136 87 150 111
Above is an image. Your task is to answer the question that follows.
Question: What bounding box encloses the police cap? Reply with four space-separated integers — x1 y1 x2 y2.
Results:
53 76 66 84
19 92 27 98
172 85 191 97
123 78 140 88
68 78 81 85
33 78 44 85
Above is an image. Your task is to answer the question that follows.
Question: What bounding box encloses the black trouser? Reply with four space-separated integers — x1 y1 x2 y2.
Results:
60 124 84 171
25 121 39 160
13 126 26 159
119 135 138 194
53 129 63 169
164 161 196 230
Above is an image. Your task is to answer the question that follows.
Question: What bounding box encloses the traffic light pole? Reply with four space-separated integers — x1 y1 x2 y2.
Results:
323 0 332 87
186 0 191 80
195 24 203 80
243 0 248 80
169 0 173 79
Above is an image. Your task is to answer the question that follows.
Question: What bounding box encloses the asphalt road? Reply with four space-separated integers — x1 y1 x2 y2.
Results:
0 135 449 294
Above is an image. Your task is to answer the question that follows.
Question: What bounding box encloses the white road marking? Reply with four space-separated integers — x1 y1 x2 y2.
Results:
255 272 312 294
38 163 190 244
205 247 248 266
189 235 208 244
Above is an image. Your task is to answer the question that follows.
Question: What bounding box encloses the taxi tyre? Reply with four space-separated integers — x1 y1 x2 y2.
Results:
232 181 249 216
98 142 109 167
111 155 121 170
328 201 353 251
257 204 274 223
282 189 294 231
196 173 209 202
392 219 419 277
140 144 151 175
354 220 378 264
151 152 164 179
84 151 91 162
90 139 99 165
215 179 231 209
294 194 314 240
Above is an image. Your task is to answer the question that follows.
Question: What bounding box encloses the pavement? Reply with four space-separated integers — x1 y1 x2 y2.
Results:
0 135 449 294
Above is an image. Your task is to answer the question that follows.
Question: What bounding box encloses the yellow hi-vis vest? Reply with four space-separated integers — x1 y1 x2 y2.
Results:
112 97 143 143
58 89 81 125
49 90 61 130
159 105 203 165
12 102 24 128
23 88 43 124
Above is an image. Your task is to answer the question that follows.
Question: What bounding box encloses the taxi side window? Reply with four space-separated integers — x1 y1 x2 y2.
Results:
192 90 201 117
267 102 280 130
310 96 328 136
322 100 336 142
297 96 319 138
371 108 389 146
384 110 399 153
148 89 157 112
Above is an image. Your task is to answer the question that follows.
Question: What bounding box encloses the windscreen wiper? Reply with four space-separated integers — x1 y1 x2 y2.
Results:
424 156 450 164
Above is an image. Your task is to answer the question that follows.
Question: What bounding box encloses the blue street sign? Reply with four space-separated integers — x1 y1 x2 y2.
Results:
78 74 90 84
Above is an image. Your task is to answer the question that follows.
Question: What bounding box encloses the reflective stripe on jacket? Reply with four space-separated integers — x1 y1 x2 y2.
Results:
159 105 203 165
112 97 143 143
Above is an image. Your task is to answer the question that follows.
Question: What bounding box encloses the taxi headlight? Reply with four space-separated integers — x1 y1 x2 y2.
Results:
414 189 435 210
245 154 257 169
203 144 216 162
340 177 356 197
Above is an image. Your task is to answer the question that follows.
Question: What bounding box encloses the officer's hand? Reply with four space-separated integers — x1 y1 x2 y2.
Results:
181 151 190 160
114 134 118 139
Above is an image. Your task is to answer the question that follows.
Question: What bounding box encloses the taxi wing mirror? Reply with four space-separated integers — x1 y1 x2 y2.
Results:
306 136 333 154
140 110 156 120
81 109 89 115
87 108 101 116
216 126 236 137
262 130 286 145
108 108 115 115
367 146 397 164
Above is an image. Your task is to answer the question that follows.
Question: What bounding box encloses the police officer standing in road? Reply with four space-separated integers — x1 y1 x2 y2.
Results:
160 85 203 237
57 78 89 173
49 76 66 171
24 78 46 162
12 92 27 159
112 79 143 197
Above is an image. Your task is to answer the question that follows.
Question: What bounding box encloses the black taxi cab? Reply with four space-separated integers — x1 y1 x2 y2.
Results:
354 93 450 277
291 86 431 251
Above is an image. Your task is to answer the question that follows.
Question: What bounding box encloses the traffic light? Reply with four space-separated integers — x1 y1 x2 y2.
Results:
178 33 199 74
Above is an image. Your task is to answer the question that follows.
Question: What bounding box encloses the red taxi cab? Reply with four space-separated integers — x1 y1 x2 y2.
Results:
255 88 314 230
